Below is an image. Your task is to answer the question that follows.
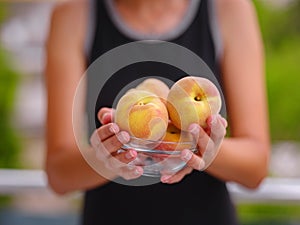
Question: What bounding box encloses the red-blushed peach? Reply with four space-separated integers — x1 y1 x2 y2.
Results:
115 90 169 141
155 123 194 151
167 76 222 131
136 78 169 105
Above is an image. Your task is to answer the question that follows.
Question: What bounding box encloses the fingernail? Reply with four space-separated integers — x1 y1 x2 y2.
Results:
210 115 218 126
101 113 109 123
161 175 172 183
198 159 205 171
181 149 193 162
125 150 136 159
109 124 119 134
117 131 130 144
134 167 142 176
188 124 199 136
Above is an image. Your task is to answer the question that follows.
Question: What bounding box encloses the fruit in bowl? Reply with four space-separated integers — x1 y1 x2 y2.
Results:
167 76 222 130
121 132 197 177
115 89 169 141
113 76 222 176
135 78 170 105
155 123 194 151
120 122 196 177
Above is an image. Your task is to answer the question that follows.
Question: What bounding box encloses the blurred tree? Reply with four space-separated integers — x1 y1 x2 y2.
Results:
254 0 300 141
0 4 21 169
254 0 300 48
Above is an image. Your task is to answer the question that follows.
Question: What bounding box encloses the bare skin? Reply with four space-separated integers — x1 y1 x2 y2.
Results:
45 0 270 194
115 0 189 34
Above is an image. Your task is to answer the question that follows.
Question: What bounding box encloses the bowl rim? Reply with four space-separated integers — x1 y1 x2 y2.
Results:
128 135 196 145
122 136 198 155
121 145 198 155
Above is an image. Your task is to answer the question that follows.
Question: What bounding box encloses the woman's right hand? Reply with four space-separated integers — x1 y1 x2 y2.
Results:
90 108 143 180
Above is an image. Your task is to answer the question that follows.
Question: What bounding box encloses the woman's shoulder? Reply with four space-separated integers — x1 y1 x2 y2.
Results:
51 0 87 26
52 0 87 19
215 0 258 27
48 0 88 49
215 0 260 47
216 0 255 11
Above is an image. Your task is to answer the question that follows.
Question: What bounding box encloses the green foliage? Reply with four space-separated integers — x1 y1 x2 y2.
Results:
0 3 7 22
254 0 300 49
237 203 300 224
254 0 300 141
239 2 300 222
0 50 21 169
0 5 21 169
266 38 300 140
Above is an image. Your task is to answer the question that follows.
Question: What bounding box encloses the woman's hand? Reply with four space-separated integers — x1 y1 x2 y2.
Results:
161 114 227 184
90 108 143 180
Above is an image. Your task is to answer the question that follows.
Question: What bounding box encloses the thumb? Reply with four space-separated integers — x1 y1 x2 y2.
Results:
98 107 114 124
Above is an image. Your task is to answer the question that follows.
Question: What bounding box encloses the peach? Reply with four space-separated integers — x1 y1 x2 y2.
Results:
167 76 222 131
136 78 169 104
115 90 168 141
155 123 194 151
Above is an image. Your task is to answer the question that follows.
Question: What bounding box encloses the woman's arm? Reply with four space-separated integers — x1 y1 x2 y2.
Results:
45 2 110 194
206 0 270 188
45 1 142 195
163 0 270 189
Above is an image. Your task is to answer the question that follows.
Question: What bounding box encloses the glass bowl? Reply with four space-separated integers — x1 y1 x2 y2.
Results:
120 136 198 177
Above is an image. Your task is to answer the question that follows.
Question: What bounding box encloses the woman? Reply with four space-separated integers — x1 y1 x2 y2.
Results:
45 0 270 224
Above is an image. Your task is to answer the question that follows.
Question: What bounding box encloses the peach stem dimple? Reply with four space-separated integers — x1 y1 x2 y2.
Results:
194 96 202 101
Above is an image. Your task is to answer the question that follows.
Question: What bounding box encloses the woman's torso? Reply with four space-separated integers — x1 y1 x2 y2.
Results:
83 0 239 224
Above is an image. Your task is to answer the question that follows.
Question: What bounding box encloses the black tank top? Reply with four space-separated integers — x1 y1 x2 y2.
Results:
83 1 239 224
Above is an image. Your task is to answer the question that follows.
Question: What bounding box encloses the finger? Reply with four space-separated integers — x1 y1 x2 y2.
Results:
90 132 110 161
105 150 143 179
101 131 130 154
97 107 114 124
90 129 102 150
111 149 138 166
208 115 226 143
161 166 193 184
200 115 225 168
181 149 205 171
207 114 227 139
105 150 137 170
188 123 209 155
97 123 119 141
119 166 143 180
207 114 227 131
96 148 110 162
220 117 228 128
91 127 121 161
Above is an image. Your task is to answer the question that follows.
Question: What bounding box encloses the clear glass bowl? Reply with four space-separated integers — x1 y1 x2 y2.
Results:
120 136 198 177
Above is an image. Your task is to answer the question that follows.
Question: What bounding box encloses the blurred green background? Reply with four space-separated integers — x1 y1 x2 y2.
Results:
239 1 300 224
0 5 20 171
0 4 21 209
0 0 300 225
254 0 300 141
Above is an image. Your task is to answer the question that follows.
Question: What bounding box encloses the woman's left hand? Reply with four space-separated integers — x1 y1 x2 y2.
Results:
161 114 228 184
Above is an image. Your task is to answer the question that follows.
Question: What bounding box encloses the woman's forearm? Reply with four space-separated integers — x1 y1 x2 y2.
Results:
206 137 269 189
46 146 116 194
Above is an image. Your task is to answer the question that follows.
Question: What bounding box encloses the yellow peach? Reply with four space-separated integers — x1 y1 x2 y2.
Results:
115 90 168 141
155 123 194 151
167 76 222 131
136 78 169 104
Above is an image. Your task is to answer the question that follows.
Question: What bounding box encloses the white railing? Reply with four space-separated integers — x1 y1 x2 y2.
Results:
227 178 300 203
1 169 300 203
0 169 47 194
